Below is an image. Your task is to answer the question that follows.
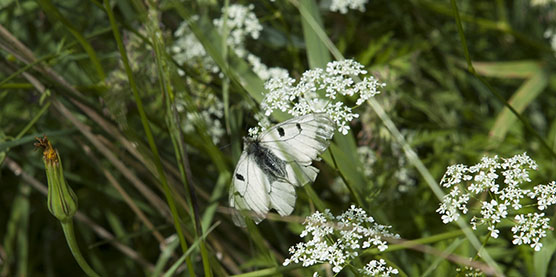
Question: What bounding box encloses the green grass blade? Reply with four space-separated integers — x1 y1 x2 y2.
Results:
490 69 548 141
473 60 540 78
534 232 556 276
162 223 219 277
298 0 330 68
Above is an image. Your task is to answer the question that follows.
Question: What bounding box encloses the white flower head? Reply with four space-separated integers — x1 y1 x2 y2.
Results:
437 153 556 251
528 181 556 210
284 206 399 273
329 0 368 14
213 4 263 58
511 213 551 251
172 4 286 80
259 59 385 136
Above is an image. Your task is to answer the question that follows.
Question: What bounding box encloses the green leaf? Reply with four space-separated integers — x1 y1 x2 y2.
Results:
299 0 331 69
489 68 548 141
534 232 556 276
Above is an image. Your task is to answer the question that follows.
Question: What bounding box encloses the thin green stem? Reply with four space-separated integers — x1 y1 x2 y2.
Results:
450 0 474 74
60 220 101 277
103 0 192 270
329 148 364 208
133 0 213 275
0 102 51 165
0 54 56 87
368 230 464 254
16 102 51 139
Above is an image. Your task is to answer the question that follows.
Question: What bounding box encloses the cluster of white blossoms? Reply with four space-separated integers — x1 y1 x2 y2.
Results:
212 4 262 59
176 93 225 145
246 54 289 81
283 206 399 274
257 59 385 135
172 4 287 80
436 153 556 251
359 259 399 276
329 0 368 14
172 16 219 75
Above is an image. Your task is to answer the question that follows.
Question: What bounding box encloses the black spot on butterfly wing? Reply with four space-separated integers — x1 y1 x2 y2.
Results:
235 173 245 181
277 127 285 137
296 123 302 131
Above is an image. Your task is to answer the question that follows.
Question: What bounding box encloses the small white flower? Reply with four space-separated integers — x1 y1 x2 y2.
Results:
359 259 399 276
436 186 470 223
284 206 398 273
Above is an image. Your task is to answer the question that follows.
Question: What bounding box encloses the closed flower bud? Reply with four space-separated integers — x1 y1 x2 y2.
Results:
35 136 78 222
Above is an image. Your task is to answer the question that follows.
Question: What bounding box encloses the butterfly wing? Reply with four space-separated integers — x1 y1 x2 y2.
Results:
258 113 335 165
259 113 334 187
230 151 271 225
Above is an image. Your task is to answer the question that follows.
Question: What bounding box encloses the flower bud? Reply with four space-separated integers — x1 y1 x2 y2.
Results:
35 136 78 222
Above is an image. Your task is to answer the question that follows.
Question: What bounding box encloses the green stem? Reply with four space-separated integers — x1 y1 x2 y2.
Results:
16 102 51 139
329 148 364 208
60 220 101 277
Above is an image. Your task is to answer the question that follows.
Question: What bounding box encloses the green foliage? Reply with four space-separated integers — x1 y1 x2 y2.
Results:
1 0 556 276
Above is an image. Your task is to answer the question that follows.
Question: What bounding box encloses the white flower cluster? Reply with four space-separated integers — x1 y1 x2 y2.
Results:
246 54 289 81
247 111 272 137
172 16 219 75
436 153 556 251
213 4 262 59
329 0 368 14
172 4 287 80
359 259 399 276
512 213 550 251
283 206 399 273
177 93 225 145
259 59 385 135
456 266 483 277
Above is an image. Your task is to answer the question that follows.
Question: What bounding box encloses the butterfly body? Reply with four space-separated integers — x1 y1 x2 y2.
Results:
230 113 335 225
245 138 287 182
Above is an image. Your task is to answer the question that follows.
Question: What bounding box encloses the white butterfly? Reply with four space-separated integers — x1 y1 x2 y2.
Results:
229 113 335 226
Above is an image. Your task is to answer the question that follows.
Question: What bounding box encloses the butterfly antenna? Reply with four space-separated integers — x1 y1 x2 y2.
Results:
219 143 231 151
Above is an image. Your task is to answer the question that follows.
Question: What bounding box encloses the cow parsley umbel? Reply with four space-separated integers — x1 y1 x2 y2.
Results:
329 0 369 14
436 153 555 251
257 59 385 136
283 206 399 274
172 4 287 80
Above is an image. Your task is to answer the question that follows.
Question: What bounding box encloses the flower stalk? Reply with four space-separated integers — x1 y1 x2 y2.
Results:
35 135 100 277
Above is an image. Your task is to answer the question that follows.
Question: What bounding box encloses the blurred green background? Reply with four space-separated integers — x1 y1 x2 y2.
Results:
1 0 556 276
